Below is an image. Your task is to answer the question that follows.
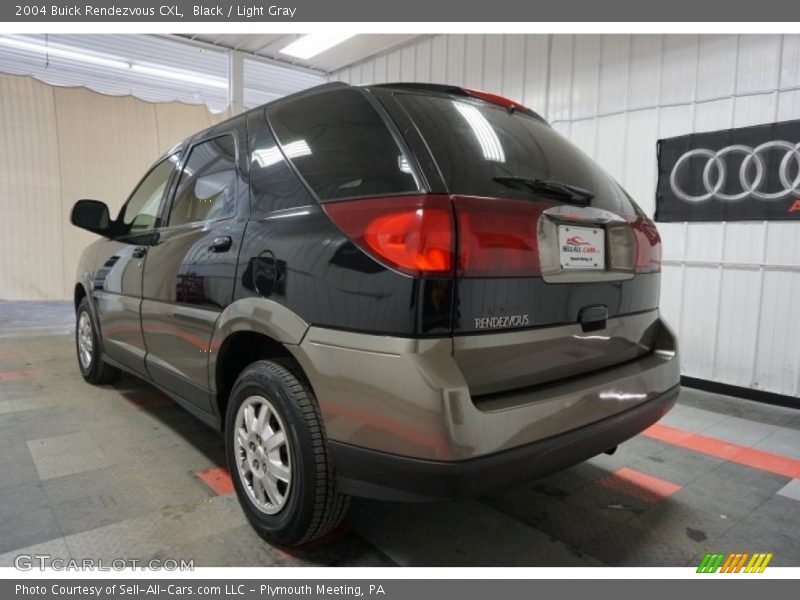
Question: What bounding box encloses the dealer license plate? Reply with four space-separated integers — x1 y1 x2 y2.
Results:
558 225 605 270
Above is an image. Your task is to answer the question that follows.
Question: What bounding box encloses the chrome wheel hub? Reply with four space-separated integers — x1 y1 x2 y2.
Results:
234 395 292 514
77 312 93 370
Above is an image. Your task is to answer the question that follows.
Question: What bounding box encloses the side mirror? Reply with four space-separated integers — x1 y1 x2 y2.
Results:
71 200 112 236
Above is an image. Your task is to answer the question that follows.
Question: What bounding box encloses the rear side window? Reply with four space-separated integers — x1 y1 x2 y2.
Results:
168 135 238 227
249 119 314 216
268 89 419 201
396 93 638 216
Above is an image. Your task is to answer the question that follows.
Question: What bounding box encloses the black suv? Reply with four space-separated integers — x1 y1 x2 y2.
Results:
71 82 680 545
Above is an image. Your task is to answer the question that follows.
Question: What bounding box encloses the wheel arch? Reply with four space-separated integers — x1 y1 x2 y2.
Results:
74 283 88 310
210 298 310 428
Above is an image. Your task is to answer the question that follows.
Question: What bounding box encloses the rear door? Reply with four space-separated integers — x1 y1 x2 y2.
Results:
140 125 247 411
390 90 662 394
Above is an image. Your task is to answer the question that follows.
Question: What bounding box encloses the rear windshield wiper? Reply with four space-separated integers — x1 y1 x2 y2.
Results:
492 176 595 204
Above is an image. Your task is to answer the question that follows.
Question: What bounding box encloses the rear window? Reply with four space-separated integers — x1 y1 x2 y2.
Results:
268 89 420 201
396 93 638 216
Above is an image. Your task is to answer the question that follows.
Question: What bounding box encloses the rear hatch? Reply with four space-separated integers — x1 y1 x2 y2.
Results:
392 89 663 396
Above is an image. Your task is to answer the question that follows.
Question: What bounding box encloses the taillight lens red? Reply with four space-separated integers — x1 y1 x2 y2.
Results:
630 216 662 273
463 88 527 112
322 195 454 277
454 196 545 277
324 194 657 278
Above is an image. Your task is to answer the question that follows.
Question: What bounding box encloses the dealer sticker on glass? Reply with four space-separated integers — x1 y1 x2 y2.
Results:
558 225 605 270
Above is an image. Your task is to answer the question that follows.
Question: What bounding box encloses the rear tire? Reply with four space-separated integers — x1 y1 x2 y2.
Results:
225 359 349 546
76 297 119 385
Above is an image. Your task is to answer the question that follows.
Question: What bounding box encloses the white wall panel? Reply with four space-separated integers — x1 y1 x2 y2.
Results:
659 266 684 338
547 35 574 122
733 92 778 127
736 35 781 94
780 35 800 89
659 223 687 261
501 35 525 103
331 34 800 397
464 35 484 90
568 119 598 160
697 35 739 101
694 98 735 132
400 44 416 82
430 36 447 84
361 60 375 85
387 50 401 82
753 271 800 395
483 35 504 95
723 223 766 264
660 35 698 106
446 35 466 86
571 35 601 119
595 113 627 181
522 36 549 113
623 108 660 215
598 36 630 115
679 266 723 380
628 36 662 110
777 89 800 120
373 54 388 83
764 221 800 266
715 268 762 386
415 38 431 84
685 223 725 263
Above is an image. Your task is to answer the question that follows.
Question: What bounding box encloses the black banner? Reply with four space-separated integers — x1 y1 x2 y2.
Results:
656 120 800 222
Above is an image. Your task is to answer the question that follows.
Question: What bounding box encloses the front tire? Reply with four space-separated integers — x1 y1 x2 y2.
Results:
225 359 349 546
76 298 119 385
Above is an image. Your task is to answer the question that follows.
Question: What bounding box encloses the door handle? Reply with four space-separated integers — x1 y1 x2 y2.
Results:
132 246 147 259
209 236 233 253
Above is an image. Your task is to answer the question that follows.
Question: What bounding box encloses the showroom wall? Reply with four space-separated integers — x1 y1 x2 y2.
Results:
331 34 800 396
0 73 230 302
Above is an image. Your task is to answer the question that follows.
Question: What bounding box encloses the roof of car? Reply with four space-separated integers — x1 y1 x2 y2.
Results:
159 80 544 163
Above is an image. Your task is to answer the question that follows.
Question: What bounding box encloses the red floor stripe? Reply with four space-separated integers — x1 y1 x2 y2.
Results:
124 393 173 410
197 467 234 496
0 369 40 382
597 467 681 502
644 423 800 479
0 351 22 360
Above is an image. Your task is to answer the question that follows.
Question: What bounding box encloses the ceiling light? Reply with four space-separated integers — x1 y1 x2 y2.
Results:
279 33 356 60
0 35 227 90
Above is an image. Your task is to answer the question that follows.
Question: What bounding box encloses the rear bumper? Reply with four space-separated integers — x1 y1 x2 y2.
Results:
331 383 679 501
288 313 680 497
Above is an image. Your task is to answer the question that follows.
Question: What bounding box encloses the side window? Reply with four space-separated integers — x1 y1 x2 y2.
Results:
120 155 178 235
249 118 314 216
268 89 420 201
168 135 238 227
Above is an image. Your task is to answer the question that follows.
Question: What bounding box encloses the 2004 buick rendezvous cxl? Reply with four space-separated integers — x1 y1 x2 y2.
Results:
70 82 680 545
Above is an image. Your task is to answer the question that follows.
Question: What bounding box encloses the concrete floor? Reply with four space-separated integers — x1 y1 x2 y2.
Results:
0 301 798 567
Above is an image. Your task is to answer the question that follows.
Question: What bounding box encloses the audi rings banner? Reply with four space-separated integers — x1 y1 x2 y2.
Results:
656 119 800 221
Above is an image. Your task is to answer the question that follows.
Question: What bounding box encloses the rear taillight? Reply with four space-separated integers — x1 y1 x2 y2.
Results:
453 196 545 277
322 195 454 277
324 194 548 278
463 88 527 113
630 216 662 273
325 194 652 278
